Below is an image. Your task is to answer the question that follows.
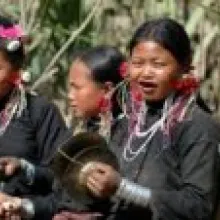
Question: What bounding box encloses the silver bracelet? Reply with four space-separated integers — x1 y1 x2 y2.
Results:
20 159 35 186
114 178 152 207
21 198 35 219
1 198 35 220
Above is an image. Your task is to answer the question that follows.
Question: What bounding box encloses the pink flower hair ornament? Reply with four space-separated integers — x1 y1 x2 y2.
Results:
0 24 24 52
0 24 24 39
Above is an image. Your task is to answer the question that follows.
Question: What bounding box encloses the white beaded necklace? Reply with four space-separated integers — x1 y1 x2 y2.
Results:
123 95 174 162
123 93 196 162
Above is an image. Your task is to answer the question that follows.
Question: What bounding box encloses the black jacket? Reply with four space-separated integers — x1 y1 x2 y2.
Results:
102 104 219 220
31 104 220 220
0 93 70 197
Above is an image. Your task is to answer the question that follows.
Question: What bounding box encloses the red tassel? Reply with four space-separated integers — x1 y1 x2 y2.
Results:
171 75 199 95
130 83 144 102
7 72 21 86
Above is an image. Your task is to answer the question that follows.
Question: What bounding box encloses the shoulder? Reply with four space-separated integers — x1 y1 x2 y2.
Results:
26 92 57 111
27 93 59 116
174 104 220 152
25 92 64 127
189 105 220 141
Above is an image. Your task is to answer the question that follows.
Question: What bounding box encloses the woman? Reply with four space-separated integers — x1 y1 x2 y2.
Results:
0 45 125 219
68 46 124 138
0 15 69 218
75 18 219 220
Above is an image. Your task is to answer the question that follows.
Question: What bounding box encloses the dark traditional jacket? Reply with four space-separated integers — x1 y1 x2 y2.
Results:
31 103 220 220
99 103 220 220
0 93 70 197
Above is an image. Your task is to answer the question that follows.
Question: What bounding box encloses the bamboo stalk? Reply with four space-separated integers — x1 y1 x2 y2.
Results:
192 0 220 16
31 0 103 91
186 0 214 35
19 0 26 30
193 25 219 76
26 0 39 34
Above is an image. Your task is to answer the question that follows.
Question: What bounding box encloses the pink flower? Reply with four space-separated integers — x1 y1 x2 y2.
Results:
0 25 24 39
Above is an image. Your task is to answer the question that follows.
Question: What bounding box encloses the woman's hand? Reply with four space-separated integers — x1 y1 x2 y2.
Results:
85 162 121 199
0 195 22 220
0 157 21 177
0 192 12 204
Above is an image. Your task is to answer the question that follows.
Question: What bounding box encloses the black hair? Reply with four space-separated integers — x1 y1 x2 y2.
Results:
0 15 25 70
129 18 192 71
71 46 125 117
77 46 125 86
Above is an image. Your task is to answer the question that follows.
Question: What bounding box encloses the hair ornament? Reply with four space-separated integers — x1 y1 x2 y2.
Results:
6 40 20 52
0 24 23 39
0 24 24 52
171 74 199 95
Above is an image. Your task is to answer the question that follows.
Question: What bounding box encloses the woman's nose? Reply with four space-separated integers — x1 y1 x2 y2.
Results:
139 64 154 80
68 90 75 101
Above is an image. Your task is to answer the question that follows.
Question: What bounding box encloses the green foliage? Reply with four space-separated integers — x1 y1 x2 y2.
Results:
28 0 94 95
1 0 220 116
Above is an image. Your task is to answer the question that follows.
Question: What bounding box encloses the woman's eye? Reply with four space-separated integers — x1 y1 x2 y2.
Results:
69 83 78 89
131 60 145 67
153 61 166 67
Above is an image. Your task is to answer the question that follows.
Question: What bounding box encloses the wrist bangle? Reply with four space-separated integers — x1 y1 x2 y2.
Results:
114 178 152 207
20 159 35 185
21 198 35 219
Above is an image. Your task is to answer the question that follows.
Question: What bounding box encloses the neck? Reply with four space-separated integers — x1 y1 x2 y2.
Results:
146 99 165 109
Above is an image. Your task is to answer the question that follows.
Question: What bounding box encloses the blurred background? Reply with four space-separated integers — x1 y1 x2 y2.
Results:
2 0 220 122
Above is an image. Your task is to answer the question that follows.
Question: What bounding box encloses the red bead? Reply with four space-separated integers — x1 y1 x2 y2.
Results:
119 62 128 78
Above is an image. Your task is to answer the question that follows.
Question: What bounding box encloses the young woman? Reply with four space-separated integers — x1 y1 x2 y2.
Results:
75 18 219 220
0 45 125 219
68 46 124 138
0 15 69 218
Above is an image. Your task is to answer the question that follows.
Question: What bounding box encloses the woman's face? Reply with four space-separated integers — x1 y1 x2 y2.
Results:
0 51 15 99
68 59 106 118
129 41 182 102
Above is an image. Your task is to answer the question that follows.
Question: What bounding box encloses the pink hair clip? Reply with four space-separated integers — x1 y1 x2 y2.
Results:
0 24 24 51
0 24 24 39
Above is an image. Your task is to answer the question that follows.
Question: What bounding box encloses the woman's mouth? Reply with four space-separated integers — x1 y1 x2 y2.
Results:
139 81 157 93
